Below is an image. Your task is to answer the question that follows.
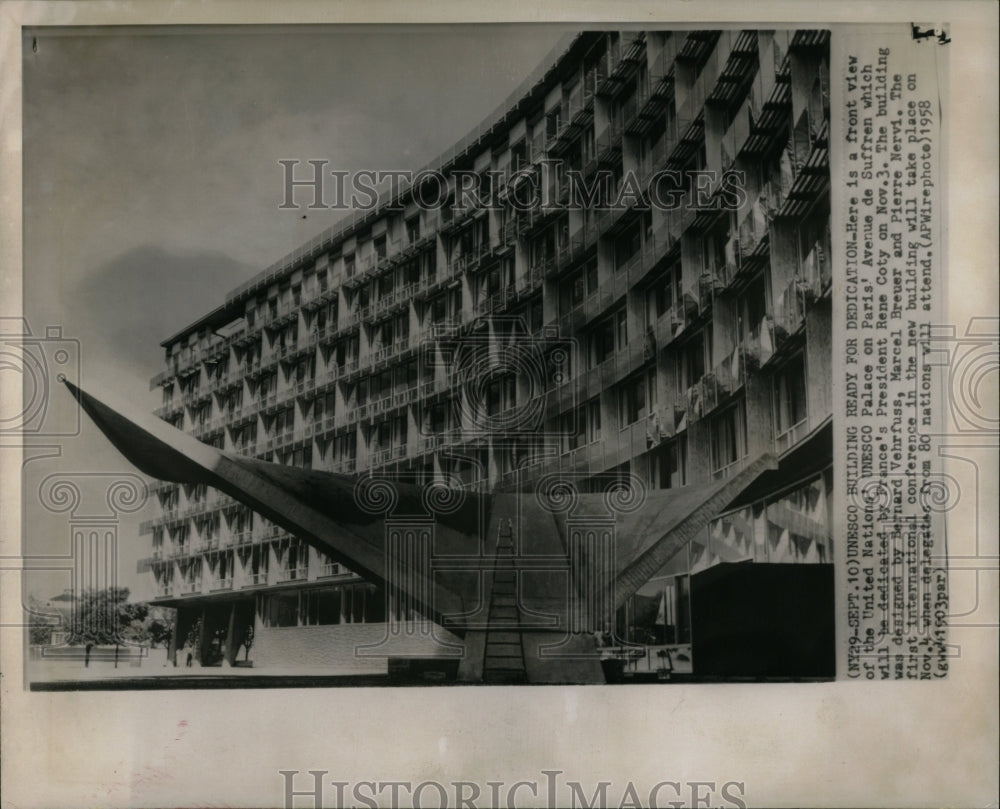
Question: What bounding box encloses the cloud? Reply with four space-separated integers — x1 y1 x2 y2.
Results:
69 245 255 383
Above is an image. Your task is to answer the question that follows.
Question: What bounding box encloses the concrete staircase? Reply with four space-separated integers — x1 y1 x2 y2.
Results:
482 519 527 684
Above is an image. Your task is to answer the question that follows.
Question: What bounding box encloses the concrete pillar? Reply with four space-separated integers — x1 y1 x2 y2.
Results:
224 602 238 666
197 606 207 666
167 613 179 666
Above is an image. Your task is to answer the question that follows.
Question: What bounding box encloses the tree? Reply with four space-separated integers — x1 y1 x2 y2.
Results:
27 595 58 645
147 618 173 648
68 587 161 646
241 623 254 661
69 587 130 645
29 612 53 646
184 616 203 662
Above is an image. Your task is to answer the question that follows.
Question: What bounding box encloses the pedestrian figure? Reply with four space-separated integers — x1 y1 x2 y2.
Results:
84 642 93 668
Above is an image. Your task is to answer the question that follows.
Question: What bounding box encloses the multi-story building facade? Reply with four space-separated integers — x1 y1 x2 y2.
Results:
141 29 832 676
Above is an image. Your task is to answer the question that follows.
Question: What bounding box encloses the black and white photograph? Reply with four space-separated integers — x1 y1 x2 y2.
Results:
1 3 996 808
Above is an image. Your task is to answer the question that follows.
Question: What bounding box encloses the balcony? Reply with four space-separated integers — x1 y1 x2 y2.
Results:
596 118 624 164
675 378 707 422
649 309 683 352
680 278 711 324
181 580 202 596
738 198 770 259
720 100 753 172
701 352 747 415
320 562 349 578
420 433 445 453
773 276 808 342
371 444 406 466
371 284 415 319
528 129 546 164
744 316 777 371
712 454 749 482
474 286 517 318
393 385 419 408
774 416 810 455
498 219 518 251
701 242 739 293
370 337 411 366
245 572 268 587
799 239 831 300
569 81 595 125
155 586 174 599
277 567 309 583
210 577 233 591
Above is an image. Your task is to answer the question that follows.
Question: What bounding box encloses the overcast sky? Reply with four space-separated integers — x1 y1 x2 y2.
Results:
20 25 572 602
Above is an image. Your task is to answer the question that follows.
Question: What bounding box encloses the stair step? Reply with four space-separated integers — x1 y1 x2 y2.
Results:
485 643 522 656
487 631 521 644
483 665 527 675
483 671 528 685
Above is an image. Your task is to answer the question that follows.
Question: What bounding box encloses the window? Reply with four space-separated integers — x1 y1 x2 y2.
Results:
430 295 448 324
485 374 516 416
652 438 686 489
618 374 646 426
314 392 335 421
678 331 707 389
710 400 747 473
376 420 391 449
406 217 420 245
265 594 299 627
546 105 562 138
425 402 448 434
740 274 769 341
304 589 342 625
590 317 616 367
559 270 586 314
703 221 732 275
614 221 642 270
295 357 315 383
773 353 808 437
617 574 690 646
529 298 544 332
564 398 601 449
586 398 601 442
562 408 586 452
511 139 527 173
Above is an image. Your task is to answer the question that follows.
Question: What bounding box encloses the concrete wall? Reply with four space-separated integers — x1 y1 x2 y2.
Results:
251 621 466 673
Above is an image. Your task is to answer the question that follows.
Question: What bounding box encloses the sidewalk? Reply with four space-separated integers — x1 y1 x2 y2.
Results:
26 650 392 689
